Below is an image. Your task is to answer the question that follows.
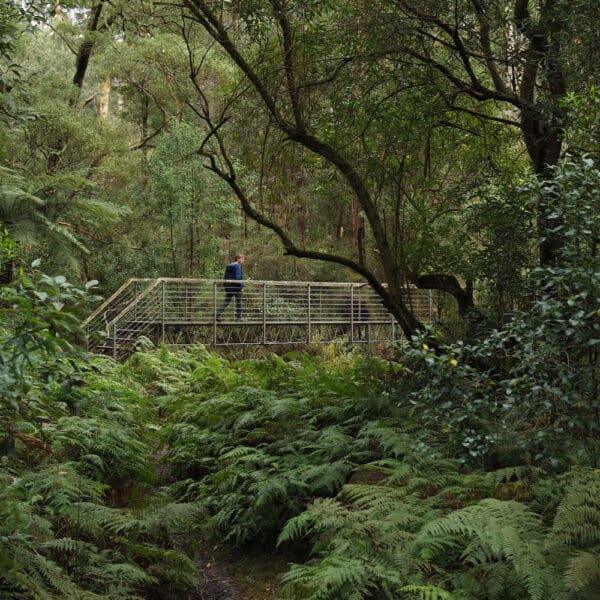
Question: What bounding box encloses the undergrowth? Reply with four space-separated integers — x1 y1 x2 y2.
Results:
122 345 599 600
3 163 600 600
3 334 599 599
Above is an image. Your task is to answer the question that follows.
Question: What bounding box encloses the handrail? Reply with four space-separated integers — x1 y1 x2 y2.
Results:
142 277 405 288
82 278 154 327
104 278 164 328
83 277 438 357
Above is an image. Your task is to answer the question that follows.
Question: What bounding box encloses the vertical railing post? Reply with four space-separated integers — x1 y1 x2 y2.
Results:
161 280 166 343
307 283 312 343
112 322 117 360
213 281 217 346
134 281 141 319
350 285 354 344
262 283 267 345
428 289 433 321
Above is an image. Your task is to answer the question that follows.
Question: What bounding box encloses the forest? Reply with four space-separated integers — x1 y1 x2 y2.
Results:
0 1 599 598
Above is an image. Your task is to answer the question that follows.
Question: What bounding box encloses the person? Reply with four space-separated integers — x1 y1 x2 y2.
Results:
216 254 245 321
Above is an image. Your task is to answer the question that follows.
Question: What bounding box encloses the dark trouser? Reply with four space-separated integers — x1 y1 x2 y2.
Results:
216 290 243 320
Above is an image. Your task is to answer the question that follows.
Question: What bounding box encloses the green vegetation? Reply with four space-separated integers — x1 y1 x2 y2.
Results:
0 1 599 598
1 190 598 595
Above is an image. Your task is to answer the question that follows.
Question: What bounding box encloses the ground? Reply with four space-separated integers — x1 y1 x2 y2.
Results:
194 544 287 600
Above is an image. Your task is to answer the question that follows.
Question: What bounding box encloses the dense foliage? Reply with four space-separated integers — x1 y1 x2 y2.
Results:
0 268 201 599
0 1 599 599
1 248 597 597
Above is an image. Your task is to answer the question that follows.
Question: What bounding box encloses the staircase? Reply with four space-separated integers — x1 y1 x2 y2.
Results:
83 278 163 359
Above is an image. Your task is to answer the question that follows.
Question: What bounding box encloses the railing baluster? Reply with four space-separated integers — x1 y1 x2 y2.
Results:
161 280 166 342
85 278 436 355
428 289 433 321
213 281 217 346
262 283 267 345
350 285 354 344
307 283 311 343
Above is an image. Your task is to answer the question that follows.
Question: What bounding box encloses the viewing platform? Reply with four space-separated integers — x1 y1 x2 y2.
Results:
83 278 436 359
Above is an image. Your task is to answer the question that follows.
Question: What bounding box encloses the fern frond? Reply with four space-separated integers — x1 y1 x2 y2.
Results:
39 537 98 555
304 426 354 462
341 483 409 511
551 469 600 546
295 461 351 496
72 502 139 535
418 499 550 600
357 422 414 458
22 551 82 598
219 445 265 462
564 550 600 593
7 463 107 516
101 562 158 587
281 555 370 599
401 584 465 600
279 498 348 543
278 509 320 545
486 466 542 484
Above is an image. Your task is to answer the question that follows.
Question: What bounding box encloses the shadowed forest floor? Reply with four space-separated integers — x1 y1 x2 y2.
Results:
195 547 284 600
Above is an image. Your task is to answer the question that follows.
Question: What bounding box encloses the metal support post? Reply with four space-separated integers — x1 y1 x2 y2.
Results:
428 289 433 321
307 284 312 343
213 282 217 346
161 280 166 342
112 323 117 360
262 283 267 344
350 286 354 343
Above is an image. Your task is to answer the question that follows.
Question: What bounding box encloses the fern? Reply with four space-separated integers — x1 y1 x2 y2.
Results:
281 553 406 600
417 499 550 600
551 469 600 546
5 463 107 517
544 469 600 599
51 416 152 483
401 584 467 600
563 551 600 593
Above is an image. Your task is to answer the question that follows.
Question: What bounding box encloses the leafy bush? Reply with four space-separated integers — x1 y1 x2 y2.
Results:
398 158 600 466
0 261 200 599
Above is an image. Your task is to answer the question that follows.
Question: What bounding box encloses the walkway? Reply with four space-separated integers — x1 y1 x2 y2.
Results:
83 278 435 358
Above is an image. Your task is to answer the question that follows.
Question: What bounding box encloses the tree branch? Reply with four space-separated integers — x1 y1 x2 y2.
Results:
182 0 286 125
471 1 511 95
269 0 305 130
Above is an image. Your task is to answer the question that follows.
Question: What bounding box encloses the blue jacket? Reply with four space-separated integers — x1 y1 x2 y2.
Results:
224 261 244 292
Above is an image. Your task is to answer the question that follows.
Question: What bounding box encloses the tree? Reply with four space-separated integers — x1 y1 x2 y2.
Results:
149 122 237 277
374 0 599 266
174 1 599 339
163 2 474 336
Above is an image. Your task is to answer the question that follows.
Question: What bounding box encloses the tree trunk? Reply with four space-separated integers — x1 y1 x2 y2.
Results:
72 1 106 91
416 274 489 339
521 111 564 266
99 78 111 119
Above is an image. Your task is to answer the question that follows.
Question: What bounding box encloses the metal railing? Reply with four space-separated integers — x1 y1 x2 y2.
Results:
83 278 435 357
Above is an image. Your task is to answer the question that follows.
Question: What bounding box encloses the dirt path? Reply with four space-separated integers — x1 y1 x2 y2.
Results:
194 550 244 600
185 544 282 600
